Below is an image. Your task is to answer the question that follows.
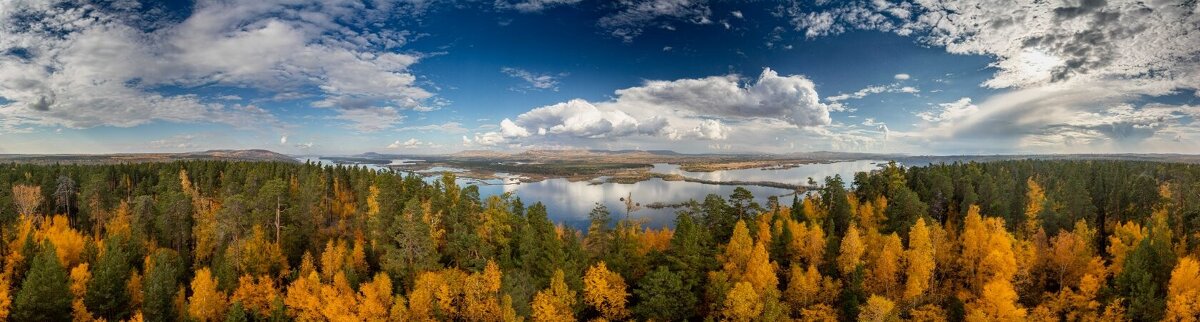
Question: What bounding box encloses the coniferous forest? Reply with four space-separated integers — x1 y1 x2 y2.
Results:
1 159 1200 322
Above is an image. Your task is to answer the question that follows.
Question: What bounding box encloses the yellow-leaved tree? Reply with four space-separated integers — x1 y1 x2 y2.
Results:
859 295 897 322
1107 221 1146 276
966 279 1026 322
531 269 576 322
357 273 394 321
230 275 280 317
70 263 92 322
1166 257 1200 321
904 217 935 301
722 282 762 322
187 267 227 322
838 224 865 276
1022 177 1046 236
284 271 324 321
583 262 629 320
869 233 903 298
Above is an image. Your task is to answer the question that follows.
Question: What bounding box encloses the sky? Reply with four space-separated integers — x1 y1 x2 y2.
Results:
0 0 1198 155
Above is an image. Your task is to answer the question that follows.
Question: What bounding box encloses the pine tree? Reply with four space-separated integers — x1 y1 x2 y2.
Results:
85 237 132 320
633 266 694 321
12 242 72 321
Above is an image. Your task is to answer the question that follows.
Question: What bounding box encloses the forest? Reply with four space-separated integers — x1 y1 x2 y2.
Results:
0 159 1198 321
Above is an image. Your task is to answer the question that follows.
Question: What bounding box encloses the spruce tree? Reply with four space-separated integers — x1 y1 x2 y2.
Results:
12 242 72 321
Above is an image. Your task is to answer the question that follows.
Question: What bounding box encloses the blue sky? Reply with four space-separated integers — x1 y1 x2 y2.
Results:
1 0 1198 155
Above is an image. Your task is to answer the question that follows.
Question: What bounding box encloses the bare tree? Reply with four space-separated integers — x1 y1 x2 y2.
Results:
619 192 641 221
12 184 43 222
54 175 76 217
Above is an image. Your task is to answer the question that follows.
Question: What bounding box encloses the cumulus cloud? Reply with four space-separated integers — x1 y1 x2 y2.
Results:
598 0 713 42
615 68 831 127
501 67 563 92
0 0 434 131
471 68 830 148
690 119 728 140
894 73 910 80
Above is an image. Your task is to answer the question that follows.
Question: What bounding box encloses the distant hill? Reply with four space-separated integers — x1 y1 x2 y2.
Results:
0 149 298 165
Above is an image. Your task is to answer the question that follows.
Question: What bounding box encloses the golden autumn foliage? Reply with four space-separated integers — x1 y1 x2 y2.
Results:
722 282 762 322
869 233 903 298
1043 221 1102 290
1023 177 1046 236
786 219 826 268
230 225 289 277
785 264 821 309
70 263 92 322
357 273 394 321
798 303 838 322
638 227 674 255
582 262 629 320
1167 257 1200 321
838 224 865 275
462 261 510 321
188 267 227 322
36 215 88 268
909 304 948 322
904 217 935 301
859 295 897 322
231 275 280 317
0 273 11 321
966 279 1026 322
284 271 324 321
1107 220 1146 276
960 205 1018 292
532 269 576 322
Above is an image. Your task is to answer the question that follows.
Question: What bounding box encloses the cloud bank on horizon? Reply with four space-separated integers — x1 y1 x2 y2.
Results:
0 0 1197 154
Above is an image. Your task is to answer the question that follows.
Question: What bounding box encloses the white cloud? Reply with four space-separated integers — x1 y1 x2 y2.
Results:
690 119 728 140
898 83 1200 153
388 138 437 149
916 98 978 123
826 83 920 102
614 68 831 127
334 107 404 132
0 0 434 131
148 134 199 150
894 73 910 80
495 0 582 12
473 68 832 150
501 67 563 92
280 135 288 145
598 0 713 42
791 0 1200 94
398 122 469 134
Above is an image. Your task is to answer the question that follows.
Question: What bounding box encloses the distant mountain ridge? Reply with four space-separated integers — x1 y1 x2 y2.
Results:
0 149 298 165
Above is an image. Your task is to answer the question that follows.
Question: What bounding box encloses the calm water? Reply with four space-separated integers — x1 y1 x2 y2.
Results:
299 157 887 228
650 160 887 185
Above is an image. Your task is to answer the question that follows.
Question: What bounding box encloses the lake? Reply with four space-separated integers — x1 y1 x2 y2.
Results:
299 157 888 228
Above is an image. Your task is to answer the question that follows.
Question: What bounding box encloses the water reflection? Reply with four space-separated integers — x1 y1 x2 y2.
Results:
650 160 887 185
300 157 889 229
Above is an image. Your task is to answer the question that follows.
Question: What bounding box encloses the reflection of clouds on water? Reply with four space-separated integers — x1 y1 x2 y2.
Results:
651 160 888 185
489 178 793 228
303 157 889 229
